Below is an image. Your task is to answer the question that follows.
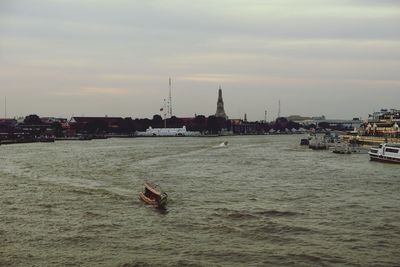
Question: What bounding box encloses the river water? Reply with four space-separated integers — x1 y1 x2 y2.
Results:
1 135 399 267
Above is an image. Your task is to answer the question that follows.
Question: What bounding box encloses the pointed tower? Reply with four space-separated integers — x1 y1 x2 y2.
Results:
215 86 227 119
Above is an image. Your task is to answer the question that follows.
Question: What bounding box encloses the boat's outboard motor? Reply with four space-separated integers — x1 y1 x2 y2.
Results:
158 192 168 209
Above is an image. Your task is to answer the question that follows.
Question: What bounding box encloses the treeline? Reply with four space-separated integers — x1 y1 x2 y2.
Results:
1 114 308 139
71 115 230 135
71 115 305 135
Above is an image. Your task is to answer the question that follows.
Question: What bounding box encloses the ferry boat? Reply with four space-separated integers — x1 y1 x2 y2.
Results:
368 143 400 163
135 126 201 137
139 182 168 209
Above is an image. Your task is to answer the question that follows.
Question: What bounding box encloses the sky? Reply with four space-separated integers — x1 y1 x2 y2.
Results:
0 0 399 121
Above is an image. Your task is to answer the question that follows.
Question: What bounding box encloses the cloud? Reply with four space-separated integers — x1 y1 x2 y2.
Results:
181 74 235 83
99 74 161 82
53 87 131 96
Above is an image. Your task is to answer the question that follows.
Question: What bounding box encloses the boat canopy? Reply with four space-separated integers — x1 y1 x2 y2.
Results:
143 182 163 196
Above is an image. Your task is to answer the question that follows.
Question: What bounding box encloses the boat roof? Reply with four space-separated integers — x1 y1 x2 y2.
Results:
385 143 400 148
143 181 163 196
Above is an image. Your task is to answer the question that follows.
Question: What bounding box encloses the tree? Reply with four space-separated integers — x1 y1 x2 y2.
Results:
168 116 183 128
151 114 163 128
193 115 207 132
207 115 222 134
24 114 42 125
273 117 289 131
134 118 151 131
86 119 108 134
152 114 163 122
121 117 135 133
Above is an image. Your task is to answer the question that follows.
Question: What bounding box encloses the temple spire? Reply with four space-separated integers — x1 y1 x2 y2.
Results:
215 86 227 119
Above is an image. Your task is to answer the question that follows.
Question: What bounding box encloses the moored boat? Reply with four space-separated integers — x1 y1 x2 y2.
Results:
139 182 168 209
332 140 361 154
300 138 309 146
368 143 400 163
308 135 328 150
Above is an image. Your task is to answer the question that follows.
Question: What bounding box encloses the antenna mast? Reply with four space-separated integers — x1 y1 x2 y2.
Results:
4 96 7 119
168 77 172 118
163 98 167 128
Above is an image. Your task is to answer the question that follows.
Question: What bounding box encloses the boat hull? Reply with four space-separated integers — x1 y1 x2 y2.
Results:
333 150 351 154
309 145 327 150
139 192 158 206
369 154 400 164
139 192 168 208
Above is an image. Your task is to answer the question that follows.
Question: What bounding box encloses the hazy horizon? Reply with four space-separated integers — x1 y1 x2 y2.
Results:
1 0 399 121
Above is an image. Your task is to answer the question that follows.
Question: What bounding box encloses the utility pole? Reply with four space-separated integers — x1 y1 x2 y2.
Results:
4 96 7 119
265 110 267 122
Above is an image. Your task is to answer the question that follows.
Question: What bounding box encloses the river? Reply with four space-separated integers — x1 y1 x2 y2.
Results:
1 135 399 266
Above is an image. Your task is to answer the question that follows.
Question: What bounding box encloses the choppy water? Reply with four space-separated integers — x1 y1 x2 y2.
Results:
1 135 399 267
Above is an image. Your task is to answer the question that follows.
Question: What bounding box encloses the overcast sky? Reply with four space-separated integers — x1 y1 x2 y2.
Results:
0 0 399 120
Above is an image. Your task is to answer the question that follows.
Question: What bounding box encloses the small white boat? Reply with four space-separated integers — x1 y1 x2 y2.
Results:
213 141 228 148
368 143 400 163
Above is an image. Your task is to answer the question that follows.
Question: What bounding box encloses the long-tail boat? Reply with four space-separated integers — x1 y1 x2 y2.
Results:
139 182 168 209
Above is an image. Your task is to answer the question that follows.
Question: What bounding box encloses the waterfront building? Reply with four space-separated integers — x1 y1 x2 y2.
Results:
0 118 17 128
363 108 400 138
230 119 269 135
69 117 125 133
338 109 400 145
70 117 124 127
287 115 312 122
0 119 18 139
295 116 362 130
41 117 68 124
215 86 227 119
368 108 400 122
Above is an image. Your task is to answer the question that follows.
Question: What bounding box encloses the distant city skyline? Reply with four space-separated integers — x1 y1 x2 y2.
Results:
1 0 399 121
